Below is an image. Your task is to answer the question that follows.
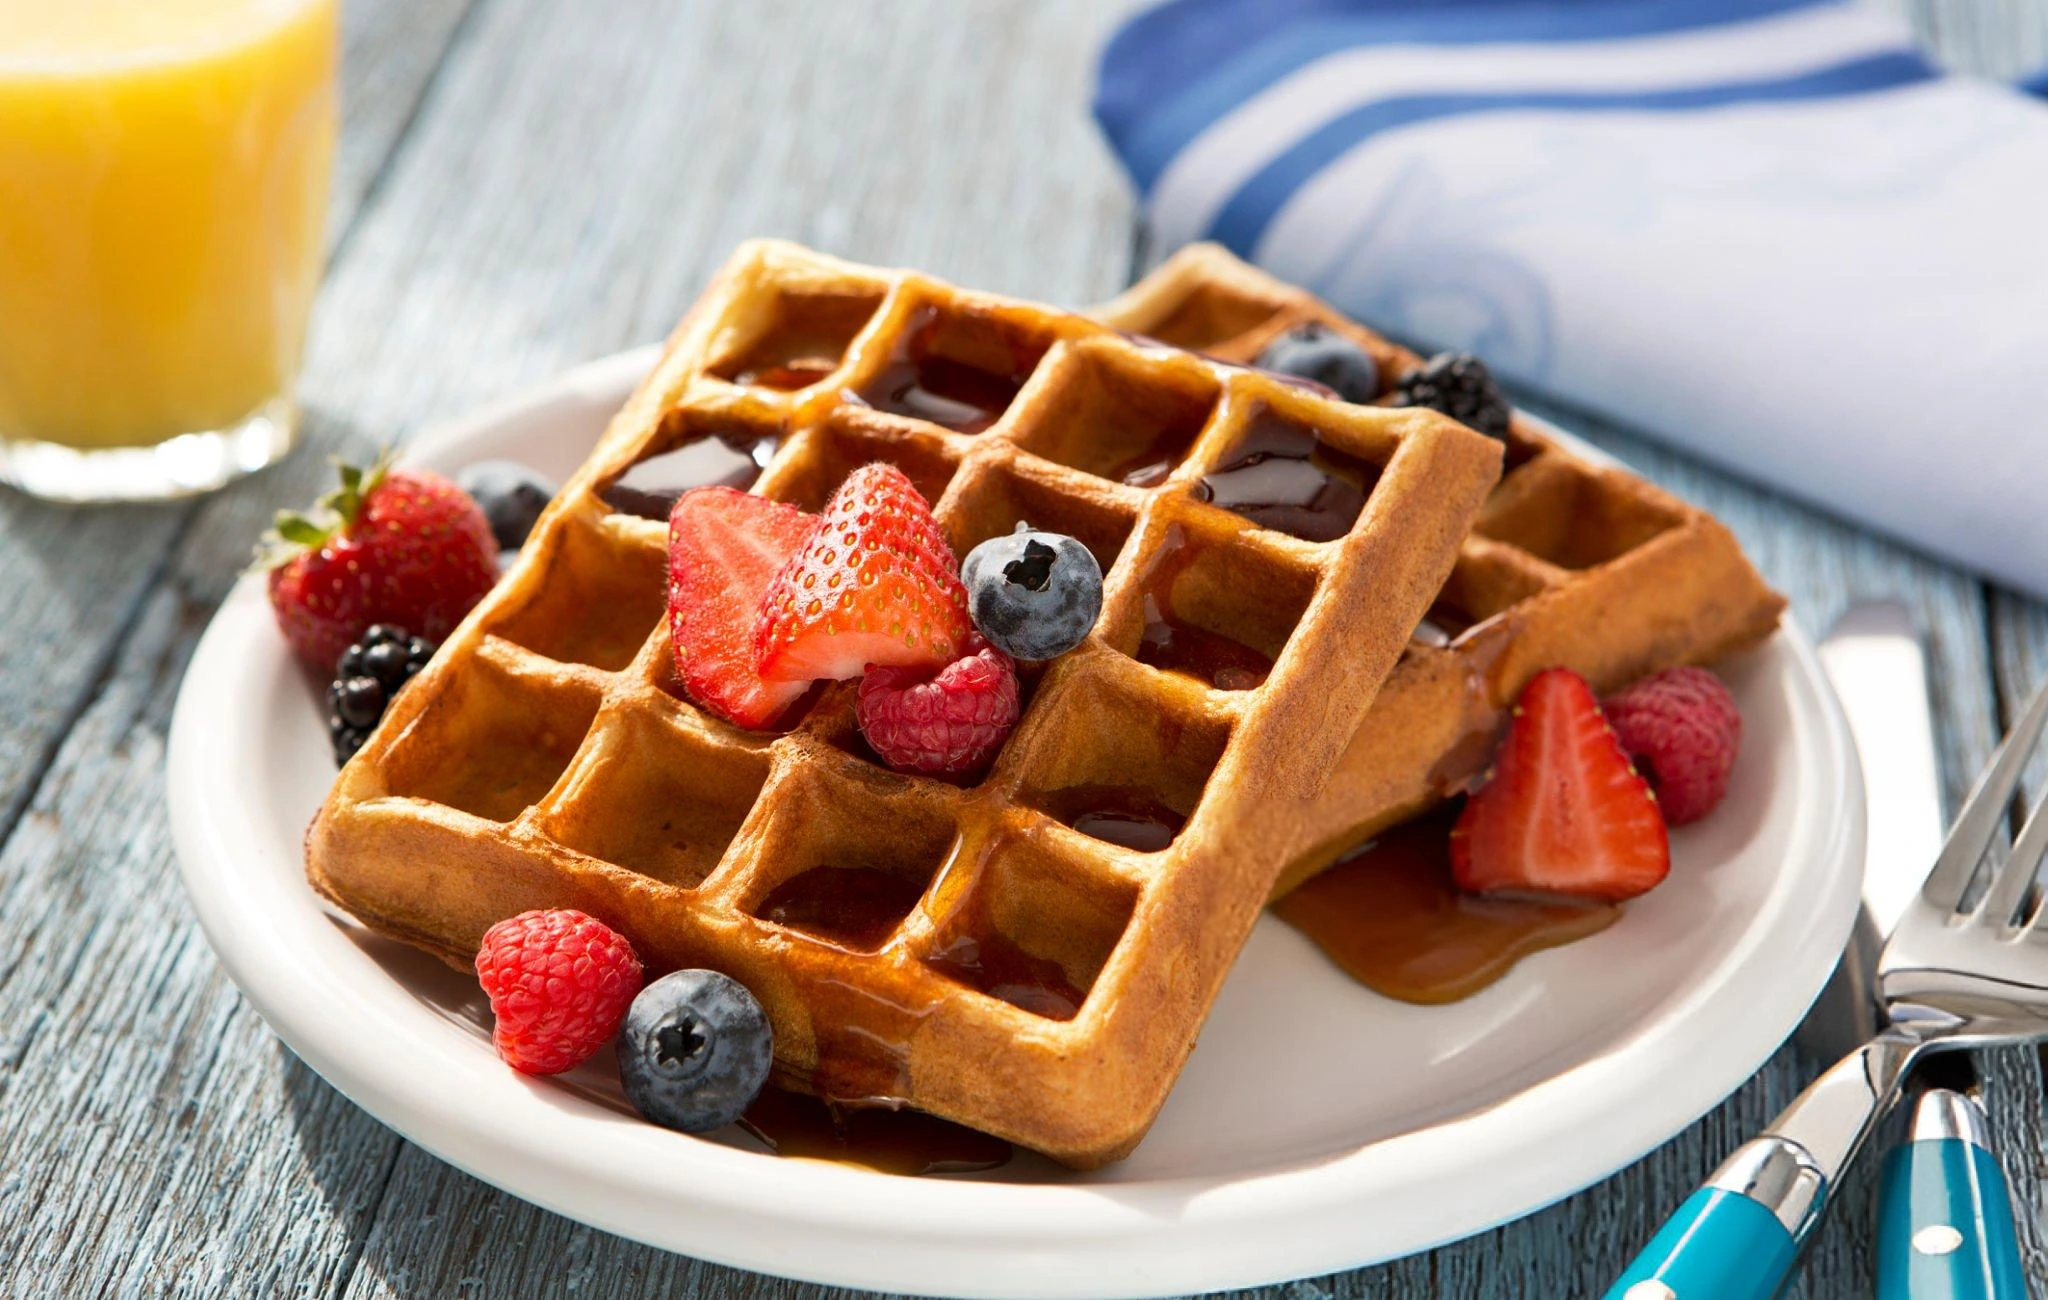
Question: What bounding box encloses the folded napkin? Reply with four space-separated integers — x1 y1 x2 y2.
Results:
1096 0 2048 598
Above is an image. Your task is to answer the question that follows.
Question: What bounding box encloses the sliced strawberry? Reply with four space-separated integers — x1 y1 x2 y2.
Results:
753 463 971 683
666 488 817 729
1451 667 1671 902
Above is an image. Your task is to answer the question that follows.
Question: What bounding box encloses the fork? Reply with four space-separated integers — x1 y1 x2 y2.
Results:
1603 673 2048 1300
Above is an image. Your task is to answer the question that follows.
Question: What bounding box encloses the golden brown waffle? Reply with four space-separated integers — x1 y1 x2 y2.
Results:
1091 244 1786 889
307 239 1502 1167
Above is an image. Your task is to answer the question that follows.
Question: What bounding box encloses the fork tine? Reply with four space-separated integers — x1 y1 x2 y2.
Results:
1978 782 2048 927
1922 672 2048 912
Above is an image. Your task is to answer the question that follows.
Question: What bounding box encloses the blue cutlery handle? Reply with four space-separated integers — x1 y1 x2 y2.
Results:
1877 1136 2028 1299
1600 1187 1799 1300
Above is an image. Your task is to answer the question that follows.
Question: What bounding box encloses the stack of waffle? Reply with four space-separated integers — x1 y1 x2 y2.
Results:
310 240 1501 1166
308 240 1781 1166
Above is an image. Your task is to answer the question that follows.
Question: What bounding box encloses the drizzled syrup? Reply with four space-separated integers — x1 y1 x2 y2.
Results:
1195 412 1378 543
1037 784 1186 852
603 430 780 518
925 929 1083 1021
1109 422 1205 489
756 865 926 952
1410 601 1478 650
739 1088 1010 1176
734 358 838 390
852 306 1040 434
1133 526 1273 690
1273 807 1620 1004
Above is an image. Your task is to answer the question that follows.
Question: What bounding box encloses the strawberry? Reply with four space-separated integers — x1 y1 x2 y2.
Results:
1451 667 1671 902
753 463 971 683
666 487 817 729
261 454 499 670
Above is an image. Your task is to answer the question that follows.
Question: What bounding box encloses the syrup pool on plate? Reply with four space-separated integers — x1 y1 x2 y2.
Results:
1273 806 1620 1004
739 1088 1010 1177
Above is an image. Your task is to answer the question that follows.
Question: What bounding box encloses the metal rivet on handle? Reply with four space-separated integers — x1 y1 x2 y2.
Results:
1912 1225 1964 1255
1624 1284 1676 1300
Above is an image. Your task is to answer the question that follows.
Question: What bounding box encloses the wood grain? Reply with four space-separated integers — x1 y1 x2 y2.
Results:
3 0 2046 1296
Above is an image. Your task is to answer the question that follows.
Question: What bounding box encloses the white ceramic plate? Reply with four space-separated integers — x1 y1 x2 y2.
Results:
168 348 1864 1299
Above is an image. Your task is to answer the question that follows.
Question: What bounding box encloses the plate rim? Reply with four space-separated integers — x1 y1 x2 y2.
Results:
166 347 1864 1298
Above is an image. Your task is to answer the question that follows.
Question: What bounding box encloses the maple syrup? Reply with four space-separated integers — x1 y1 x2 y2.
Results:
734 358 838 390
756 865 926 952
1273 807 1619 1004
1036 784 1185 852
1133 526 1274 690
1410 601 1477 649
1107 415 1210 489
603 430 780 518
738 1087 1011 1176
925 928 1083 1021
852 306 1041 434
1195 411 1378 542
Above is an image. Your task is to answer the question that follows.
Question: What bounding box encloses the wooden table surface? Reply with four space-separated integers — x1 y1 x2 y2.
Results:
4 2 2047 1295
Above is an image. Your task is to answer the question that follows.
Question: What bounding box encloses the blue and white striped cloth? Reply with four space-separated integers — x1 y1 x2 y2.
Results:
1096 0 2048 597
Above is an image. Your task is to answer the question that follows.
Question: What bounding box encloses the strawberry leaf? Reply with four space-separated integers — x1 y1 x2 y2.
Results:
273 512 331 547
248 447 397 572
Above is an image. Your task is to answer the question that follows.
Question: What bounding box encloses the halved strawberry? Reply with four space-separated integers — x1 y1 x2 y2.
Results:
667 488 817 729
1450 667 1671 902
753 463 971 683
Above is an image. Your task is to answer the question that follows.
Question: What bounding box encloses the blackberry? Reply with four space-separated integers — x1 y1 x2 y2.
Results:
1392 352 1512 440
327 626 437 765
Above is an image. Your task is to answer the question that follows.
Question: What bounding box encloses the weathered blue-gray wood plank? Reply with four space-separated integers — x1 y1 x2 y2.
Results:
3 0 2046 1297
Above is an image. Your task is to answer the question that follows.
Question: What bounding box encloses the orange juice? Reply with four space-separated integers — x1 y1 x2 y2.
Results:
0 0 336 496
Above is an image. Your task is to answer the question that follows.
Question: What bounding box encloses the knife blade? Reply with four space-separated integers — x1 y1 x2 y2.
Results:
1799 602 1946 1063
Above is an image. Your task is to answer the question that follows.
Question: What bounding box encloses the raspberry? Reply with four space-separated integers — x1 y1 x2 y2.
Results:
1602 666 1743 826
474 909 644 1075
857 636 1020 777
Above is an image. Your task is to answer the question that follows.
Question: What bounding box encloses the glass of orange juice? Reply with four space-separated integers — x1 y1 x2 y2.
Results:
0 0 337 502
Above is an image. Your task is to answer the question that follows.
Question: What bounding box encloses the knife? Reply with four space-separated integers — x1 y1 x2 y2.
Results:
1800 602 1947 1064
1876 1054 2029 1299
1814 605 2027 1295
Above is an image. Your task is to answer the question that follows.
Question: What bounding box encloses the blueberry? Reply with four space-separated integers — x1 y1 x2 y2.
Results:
1255 323 1380 404
336 643 365 679
617 970 773 1133
961 526 1103 661
363 624 405 648
456 459 557 551
336 676 386 728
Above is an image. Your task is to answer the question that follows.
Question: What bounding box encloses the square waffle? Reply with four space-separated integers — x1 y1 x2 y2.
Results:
1090 244 1787 889
307 239 1503 1167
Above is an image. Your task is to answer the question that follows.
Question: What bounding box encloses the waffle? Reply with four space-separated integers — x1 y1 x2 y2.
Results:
1091 244 1786 890
306 239 1502 1167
